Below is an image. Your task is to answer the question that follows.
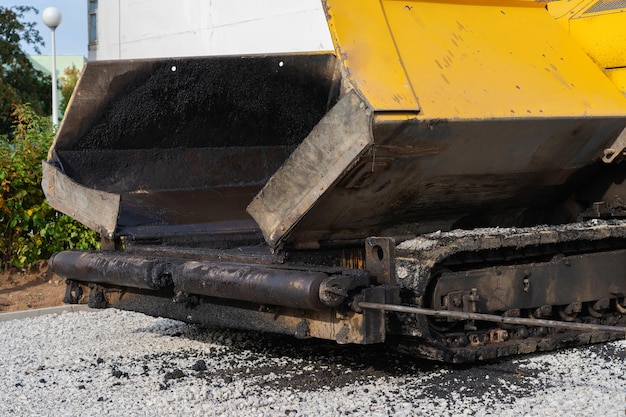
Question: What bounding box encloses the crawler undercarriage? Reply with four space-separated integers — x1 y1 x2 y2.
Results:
53 220 626 363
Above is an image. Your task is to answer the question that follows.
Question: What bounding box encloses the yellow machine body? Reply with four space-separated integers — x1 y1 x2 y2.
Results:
548 0 626 93
325 0 626 118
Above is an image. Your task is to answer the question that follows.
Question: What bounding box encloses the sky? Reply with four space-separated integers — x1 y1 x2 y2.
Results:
2 0 88 57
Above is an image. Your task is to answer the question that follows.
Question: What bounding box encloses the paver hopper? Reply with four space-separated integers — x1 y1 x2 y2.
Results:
45 0 626 361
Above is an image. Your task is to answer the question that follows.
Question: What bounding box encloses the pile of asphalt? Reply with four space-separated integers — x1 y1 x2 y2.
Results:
77 56 336 150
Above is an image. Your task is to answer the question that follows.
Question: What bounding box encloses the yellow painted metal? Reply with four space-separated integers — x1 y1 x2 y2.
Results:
324 0 626 119
605 68 626 94
548 0 626 71
546 0 595 22
323 0 419 110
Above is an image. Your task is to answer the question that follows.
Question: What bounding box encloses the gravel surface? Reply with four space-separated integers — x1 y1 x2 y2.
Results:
0 309 624 416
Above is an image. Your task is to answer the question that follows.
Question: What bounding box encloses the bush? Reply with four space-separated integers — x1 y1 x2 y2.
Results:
0 104 99 270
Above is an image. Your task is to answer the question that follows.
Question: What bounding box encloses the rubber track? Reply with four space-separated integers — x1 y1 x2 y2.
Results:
392 219 626 363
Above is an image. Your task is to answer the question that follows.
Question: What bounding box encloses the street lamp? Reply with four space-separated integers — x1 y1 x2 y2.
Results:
42 7 62 126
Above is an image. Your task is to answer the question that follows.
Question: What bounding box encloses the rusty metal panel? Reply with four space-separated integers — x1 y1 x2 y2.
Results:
365 237 396 285
283 115 626 247
433 248 626 313
89 285 383 344
247 91 374 249
42 161 120 238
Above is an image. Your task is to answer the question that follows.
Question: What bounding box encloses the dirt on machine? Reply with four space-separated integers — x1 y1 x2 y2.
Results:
44 0 626 362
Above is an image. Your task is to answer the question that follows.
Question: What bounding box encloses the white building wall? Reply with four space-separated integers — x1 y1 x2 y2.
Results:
90 0 333 60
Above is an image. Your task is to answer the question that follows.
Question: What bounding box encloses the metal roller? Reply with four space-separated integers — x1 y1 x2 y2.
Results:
50 250 356 311
174 261 331 311
50 250 171 290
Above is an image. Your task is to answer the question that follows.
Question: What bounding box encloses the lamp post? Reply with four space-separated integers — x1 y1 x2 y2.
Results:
42 7 62 126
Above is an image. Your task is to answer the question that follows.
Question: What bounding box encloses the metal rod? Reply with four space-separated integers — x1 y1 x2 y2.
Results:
50 28 58 126
356 301 626 334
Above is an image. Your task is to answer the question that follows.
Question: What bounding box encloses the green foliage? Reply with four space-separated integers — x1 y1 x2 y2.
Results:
0 6 52 136
0 104 99 270
60 64 80 116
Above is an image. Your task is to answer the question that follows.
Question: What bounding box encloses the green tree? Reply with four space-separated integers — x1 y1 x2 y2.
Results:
0 6 52 137
59 64 80 115
0 104 99 270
